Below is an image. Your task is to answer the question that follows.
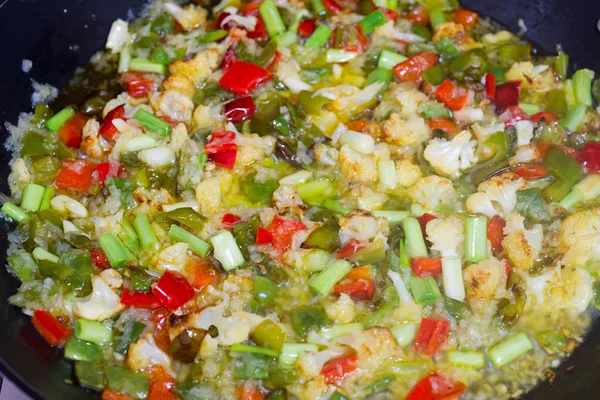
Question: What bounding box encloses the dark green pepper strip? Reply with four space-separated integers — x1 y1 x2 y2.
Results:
303 218 340 251
536 330 567 355
516 188 552 222
543 146 584 185
234 353 270 379
165 208 207 231
65 336 102 361
296 91 332 115
114 321 146 354
105 367 149 399
253 276 279 305
362 299 398 327
543 177 572 202
291 306 331 336
465 131 510 184
74 361 105 391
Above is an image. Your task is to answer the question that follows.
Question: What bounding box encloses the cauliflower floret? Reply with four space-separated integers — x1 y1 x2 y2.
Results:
505 62 555 92
314 143 339 166
272 184 303 212
99 269 123 289
332 82 383 114
73 273 125 321
465 172 527 218
151 90 194 122
80 119 105 159
296 348 345 379
509 144 541 166
396 159 422 187
169 49 220 84
164 3 207 31
195 177 222 216
432 22 474 50
163 73 195 99
127 333 174 375
277 58 312 93
133 187 174 209
348 185 386 211
426 216 465 258
236 134 276 165
409 176 459 211
193 104 223 130
8 158 32 200
383 113 431 147
558 208 600 268
471 122 505 159
463 258 508 303
423 130 478 178
515 120 534 146
338 145 378 184
502 213 543 271
325 293 357 323
339 210 389 244
388 83 429 119
155 243 189 272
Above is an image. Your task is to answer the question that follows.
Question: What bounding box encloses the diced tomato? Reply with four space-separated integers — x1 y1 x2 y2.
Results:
222 213 242 228
427 118 461 135
148 382 175 400
205 130 237 153
323 0 343 14
188 259 219 290
500 105 529 128
379 8 399 22
393 52 439 83
210 150 237 169
220 60 272 95
54 159 97 192
256 226 274 245
403 6 430 25
487 215 506 255
483 73 496 98
247 15 268 40
101 390 134 400
333 266 375 300
414 317 449 357
91 248 111 270
511 164 548 179
298 19 316 37
320 354 358 384
435 79 468 111
148 365 176 385
124 77 155 99
336 239 367 259
58 113 88 148
222 44 237 71
453 8 478 28
417 213 437 236
495 81 521 113
224 96 257 123
31 310 71 347
268 215 306 253
152 271 196 311
121 289 163 309
407 372 466 400
237 382 264 400
217 11 234 30
97 162 120 187
411 257 443 277
577 142 600 174
152 308 170 331
99 104 126 140
531 111 559 124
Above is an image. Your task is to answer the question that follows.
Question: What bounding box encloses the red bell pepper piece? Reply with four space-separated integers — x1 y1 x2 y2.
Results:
393 52 439 83
511 164 548 179
495 81 521 113
188 259 219 290
219 60 272 95
31 310 72 347
222 213 242 228
152 271 195 311
54 159 97 192
427 118 461 136
483 73 496 98
453 8 478 28
224 96 257 123
210 150 237 169
323 0 343 14
320 353 358 384
247 16 268 40
256 226 274 245
407 372 466 400
500 105 529 128
577 142 600 174
97 162 120 187
237 382 265 400
268 215 306 253
99 104 126 140
59 113 88 148
414 317 449 357
101 390 134 400
91 248 111 270
403 6 429 24
487 215 506 255
333 266 375 300
122 72 155 99
121 289 163 309
298 19 316 37
379 8 399 22
411 257 443 277
336 239 367 259
531 111 559 124
417 213 437 235
205 130 237 153
435 79 468 111
148 382 176 400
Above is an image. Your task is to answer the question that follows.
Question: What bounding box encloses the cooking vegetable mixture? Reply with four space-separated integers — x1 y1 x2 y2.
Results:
3 0 600 398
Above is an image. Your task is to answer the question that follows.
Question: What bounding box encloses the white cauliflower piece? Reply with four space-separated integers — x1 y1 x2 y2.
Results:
505 62 555 92
99 269 123 289
155 243 189 272
105 19 130 53
350 185 387 211
133 187 174 209
396 159 422 187
73 273 125 321
339 210 389 244
193 104 223 130
151 90 194 122
338 145 378 184
558 208 600 268
236 134 276 165
332 82 383 114
272 184 303 212
423 130 478 178
296 348 344 379
515 120 534 146
137 146 176 169
195 177 222 216
127 333 174 375
163 73 195 99
277 58 312 93
169 49 220 84
383 113 431 146
465 172 527 218
314 144 339 166
463 258 508 302
502 213 543 271
409 176 459 211
392 83 429 118
80 119 104 159
164 3 207 31
426 216 465 258
509 144 541 166
325 293 357 323
8 158 31 199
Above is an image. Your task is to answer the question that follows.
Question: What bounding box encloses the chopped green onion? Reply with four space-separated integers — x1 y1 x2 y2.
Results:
124 136 158 152
115 321 146 354
98 233 136 268
129 58 167 74
378 160 397 190
274 31 297 47
168 224 211 257
441 258 466 302
133 109 172 136
65 336 102 362
230 344 280 358
210 230 245 271
399 239 410 269
418 101 452 119
119 220 141 251
279 343 319 365
297 179 332 201
150 47 170 65
45 107 75 132
322 198 350 216
366 68 393 88
1 202 29 222
519 103 541 115
75 319 113 345
561 103 587 132
402 217 428 258
326 50 357 63
197 29 228 43
308 259 352 296
410 276 441 305
118 46 132 73
464 216 488 263
391 322 418 347
301 249 331 272
573 69 594 106
362 299 398 327
39 186 55 211
559 174 600 209
21 183 45 212
434 36 460 59
423 64 446 85
305 25 332 48
319 323 363 340
133 213 159 251
447 349 485 368
372 0 387 8
259 0 286 38
487 332 533 368
358 10 387 35
429 8 446 28
373 210 410 224
32 247 59 263
387 0 398 10
311 0 325 16
555 52 569 80
536 330 567 354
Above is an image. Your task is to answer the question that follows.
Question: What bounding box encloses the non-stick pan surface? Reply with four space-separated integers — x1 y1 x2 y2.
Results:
0 0 599 399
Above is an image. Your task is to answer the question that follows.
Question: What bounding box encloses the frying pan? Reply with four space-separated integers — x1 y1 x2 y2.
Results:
0 0 599 399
